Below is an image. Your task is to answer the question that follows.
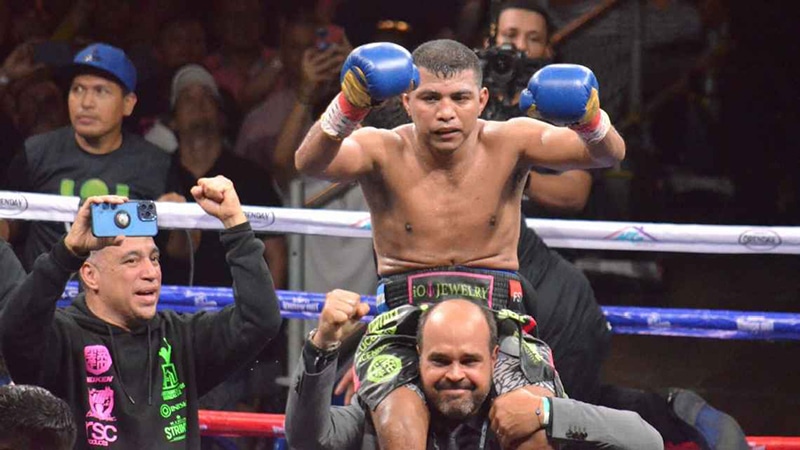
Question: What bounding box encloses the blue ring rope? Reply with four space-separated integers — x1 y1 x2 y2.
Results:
58 283 800 341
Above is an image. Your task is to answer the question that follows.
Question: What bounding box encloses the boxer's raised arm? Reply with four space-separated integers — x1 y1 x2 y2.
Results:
296 42 418 180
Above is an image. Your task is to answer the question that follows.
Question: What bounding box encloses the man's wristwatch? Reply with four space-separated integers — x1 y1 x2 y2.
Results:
306 328 341 372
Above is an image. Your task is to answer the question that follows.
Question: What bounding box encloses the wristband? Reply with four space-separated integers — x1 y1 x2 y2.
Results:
571 109 611 144
320 93 370 140
536 396 551 428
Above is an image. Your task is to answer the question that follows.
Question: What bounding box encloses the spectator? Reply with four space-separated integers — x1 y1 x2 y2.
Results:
0 40 47 184
162 64 287 289
234 7 348 186
205 0 281 113
0 384 76 450
1 43 183 271
134 13 209 141
2 67 69 141
0 177 283 448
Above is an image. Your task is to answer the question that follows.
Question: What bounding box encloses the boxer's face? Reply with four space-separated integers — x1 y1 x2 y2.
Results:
403 67 488 154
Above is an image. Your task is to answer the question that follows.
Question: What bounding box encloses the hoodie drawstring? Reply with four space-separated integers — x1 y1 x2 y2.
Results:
107 324 136 405
147 323 153 405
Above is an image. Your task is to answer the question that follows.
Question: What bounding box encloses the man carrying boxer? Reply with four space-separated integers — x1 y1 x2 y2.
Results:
295 38 625 449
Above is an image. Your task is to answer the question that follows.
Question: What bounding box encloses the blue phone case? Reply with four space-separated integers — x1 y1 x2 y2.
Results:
91 201 158 237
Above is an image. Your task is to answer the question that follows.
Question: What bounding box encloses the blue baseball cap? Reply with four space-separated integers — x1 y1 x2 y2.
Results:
71 43 137 93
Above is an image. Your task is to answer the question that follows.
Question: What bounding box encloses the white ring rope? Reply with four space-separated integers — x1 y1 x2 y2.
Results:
2 190 798 254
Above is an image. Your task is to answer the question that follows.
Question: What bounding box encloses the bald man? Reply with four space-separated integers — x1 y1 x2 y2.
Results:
286 292 663 449
0 176 282 449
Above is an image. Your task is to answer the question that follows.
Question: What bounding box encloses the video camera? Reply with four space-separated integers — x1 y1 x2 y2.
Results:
475 43 546 121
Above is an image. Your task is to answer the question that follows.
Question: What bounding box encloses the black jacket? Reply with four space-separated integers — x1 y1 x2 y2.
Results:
0 223 282 449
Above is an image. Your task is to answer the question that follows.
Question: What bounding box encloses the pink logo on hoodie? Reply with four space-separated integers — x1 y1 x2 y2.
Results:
86 386 116 421
84 345 113 375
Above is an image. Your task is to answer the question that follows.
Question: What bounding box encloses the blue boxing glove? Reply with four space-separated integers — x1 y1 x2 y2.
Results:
340 42 419 108
321 42 419 140
519 64 610 143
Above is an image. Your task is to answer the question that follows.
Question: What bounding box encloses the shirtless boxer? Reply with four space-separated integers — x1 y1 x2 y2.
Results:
295 39 625 449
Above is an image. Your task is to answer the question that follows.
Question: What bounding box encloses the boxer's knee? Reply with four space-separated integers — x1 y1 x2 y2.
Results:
373 385 429 449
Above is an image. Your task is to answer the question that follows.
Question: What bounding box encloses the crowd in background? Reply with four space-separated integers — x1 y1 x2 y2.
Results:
0 0 795 448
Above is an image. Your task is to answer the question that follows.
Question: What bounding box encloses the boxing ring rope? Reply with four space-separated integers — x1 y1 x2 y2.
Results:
54 282 800 341
192 408 800 450
6 191 800 447
2 191 799 254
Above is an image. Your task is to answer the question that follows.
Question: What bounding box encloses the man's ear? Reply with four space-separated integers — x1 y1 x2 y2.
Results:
478 86 489 115
491 344 499 363
80 262 101 291
123 92 138 117
402 92 411 116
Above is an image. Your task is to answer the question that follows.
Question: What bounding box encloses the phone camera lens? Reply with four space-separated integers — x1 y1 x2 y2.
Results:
114 211 131 229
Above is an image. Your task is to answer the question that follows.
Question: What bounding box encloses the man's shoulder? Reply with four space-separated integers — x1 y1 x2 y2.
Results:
355 125 408 150
479 118 543 153
122 132 170 156
24 127 73 153
121 132 172 166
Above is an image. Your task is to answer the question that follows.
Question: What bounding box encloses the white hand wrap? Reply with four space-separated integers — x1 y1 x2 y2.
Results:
320 93 368 141
572 109 611 144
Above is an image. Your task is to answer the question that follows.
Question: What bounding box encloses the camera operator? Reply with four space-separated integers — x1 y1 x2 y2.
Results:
477 1 593 212
477 2 749 449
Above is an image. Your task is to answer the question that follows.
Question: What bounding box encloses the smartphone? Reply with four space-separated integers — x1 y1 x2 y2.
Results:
91 201 158 237
316 27 332 51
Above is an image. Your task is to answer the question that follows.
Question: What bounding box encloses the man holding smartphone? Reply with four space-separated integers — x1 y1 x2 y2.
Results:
0 175 283 449
1 42 182 271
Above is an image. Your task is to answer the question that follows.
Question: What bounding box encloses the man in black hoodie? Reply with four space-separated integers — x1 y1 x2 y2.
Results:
0 175 283 449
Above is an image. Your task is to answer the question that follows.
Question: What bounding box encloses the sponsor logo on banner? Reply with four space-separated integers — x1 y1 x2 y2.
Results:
353 217 371 230
183 291 218 310
738 229 782 251
0 192 28 216
280 296 322 313
244 209 276 227
604 226 658 243
736 316 774 333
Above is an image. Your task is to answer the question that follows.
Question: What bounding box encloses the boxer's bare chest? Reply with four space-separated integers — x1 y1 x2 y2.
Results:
363 141 528 272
